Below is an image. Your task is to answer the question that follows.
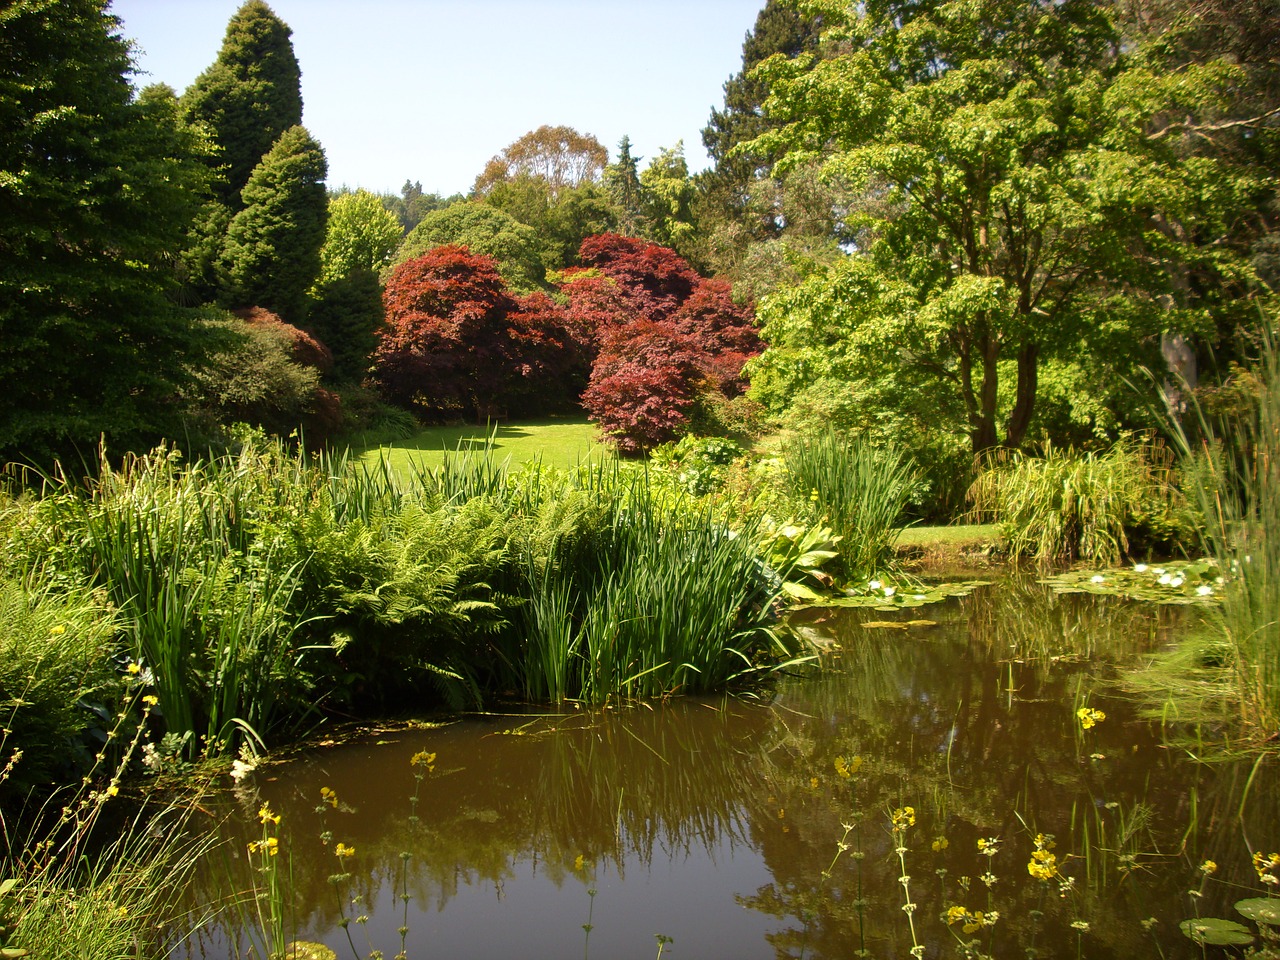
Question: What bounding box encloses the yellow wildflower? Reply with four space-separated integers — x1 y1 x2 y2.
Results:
320 786 339 808
1077 707 1106 729
142 695 158 706
257 803 280 825
334 843 355 858
890 806 915 831
1201 860 1218 875
126 662 141 675
248 837 279 857
573 854 585 872
410 750 436 769
931 837 949 852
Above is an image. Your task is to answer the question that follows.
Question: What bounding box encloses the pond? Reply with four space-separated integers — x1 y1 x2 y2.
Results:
182 578 1280 960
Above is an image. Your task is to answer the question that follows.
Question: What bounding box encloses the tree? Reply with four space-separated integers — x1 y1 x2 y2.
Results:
318 189 403 286
638 143 699 260
571 236 762 452
0 0 212 461
220 125 329 325
603 136 646 237
181 0 303 208
748 0 1264 453
309 267 385 382
390 203 546 292
483 177 618 271
373 247 576 420
472 125 609 198
701 0 824 245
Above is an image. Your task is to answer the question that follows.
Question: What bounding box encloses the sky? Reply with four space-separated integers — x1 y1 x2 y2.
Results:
110 0 768 198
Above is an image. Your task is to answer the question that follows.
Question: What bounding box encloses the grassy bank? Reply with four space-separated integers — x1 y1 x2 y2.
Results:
356 417 611 474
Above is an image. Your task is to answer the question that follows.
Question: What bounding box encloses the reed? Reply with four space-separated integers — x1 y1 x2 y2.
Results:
782 428 918 580
1173 329 1280 734
967 437 1185 566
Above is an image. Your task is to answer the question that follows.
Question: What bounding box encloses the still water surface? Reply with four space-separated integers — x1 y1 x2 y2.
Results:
187 579 1280 959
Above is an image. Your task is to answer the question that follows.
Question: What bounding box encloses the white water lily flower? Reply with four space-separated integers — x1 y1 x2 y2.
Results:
1090 575 1105 584
1154 567 1166 575
1158 573 1173 585
883 586 896 598
1196 585 1213 596
868 580 882 591
1134 563 1149 573
1170 577 1184 588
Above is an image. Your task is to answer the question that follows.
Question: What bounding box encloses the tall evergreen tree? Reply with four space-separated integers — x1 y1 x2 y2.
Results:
604 136 646 237
220 125 328 325
182 0 303 208
0 0 212 462
700 0 823 237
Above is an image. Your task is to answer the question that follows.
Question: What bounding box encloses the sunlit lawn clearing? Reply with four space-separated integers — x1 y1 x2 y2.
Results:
357 417 613 474
895 523 1002 548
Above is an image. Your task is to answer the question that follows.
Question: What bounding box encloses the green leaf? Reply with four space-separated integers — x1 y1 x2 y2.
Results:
1236 898 1280 926
1180 917 1254 946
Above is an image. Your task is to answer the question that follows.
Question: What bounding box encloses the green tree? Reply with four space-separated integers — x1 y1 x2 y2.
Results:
484 177 618 271
639 143 698 263
701 0 824 257
389 203 546 292
603 136 646 237
220 125 329 325
0 0 212 461
748 0 1265 453
309 267 384 382
318 189 403 286
472 125 609 198
181 0 303 208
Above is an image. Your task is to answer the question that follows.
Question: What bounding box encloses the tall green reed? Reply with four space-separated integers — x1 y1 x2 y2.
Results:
1171 329 1280 734
783 428 917 579
967 437 1185 566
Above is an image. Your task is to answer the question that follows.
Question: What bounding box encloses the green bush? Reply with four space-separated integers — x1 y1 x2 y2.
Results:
0 578 117 805
967 437 1193 566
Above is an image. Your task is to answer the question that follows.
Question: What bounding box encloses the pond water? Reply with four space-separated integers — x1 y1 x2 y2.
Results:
183 578 1280 960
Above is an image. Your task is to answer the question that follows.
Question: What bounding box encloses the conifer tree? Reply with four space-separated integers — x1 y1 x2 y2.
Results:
0 0 211 461
182 0 303 208
220 126 328 325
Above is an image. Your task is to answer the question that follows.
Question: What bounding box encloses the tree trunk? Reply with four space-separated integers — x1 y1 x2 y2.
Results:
1004 343 1039 448
970 335 1000 453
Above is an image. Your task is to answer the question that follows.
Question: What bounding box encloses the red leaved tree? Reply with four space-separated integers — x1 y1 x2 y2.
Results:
373 245 576 420
572 237 763 452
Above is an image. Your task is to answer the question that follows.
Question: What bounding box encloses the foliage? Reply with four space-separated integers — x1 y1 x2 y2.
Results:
472 125 609 197
638 143 698 261
483 177 618 272
390 203 546 292
649 435 744 497
318 190 403 286
783 428 918 580
572 236 762 454
700 0 825 267
309 267 385 383
183 311 324 441
1175 327 1280 735
602 136 646 237
0 0 213 464
967 437 1191 565
373 246 578 421
180 0 303 208
747 0 1266 454
0 579 116 806
220 125 329 325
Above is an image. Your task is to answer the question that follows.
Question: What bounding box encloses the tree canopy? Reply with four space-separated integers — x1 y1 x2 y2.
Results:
0 0 212 461
181 0 303 208
472 125 609 198
746 0 1268 453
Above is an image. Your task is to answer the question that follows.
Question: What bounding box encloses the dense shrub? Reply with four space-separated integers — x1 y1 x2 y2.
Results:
373 246 578 421
0 578 117 805
572 237 762 453
967 437 1193 565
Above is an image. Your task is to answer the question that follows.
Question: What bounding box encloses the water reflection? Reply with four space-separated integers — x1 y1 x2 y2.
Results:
186 582 1280 960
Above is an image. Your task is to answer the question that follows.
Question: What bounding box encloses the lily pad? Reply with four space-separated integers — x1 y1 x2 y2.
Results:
1180 917 1255 946
1236 898 1280 926
863 621 908 630
818 580 992 610
1041 559 1222 606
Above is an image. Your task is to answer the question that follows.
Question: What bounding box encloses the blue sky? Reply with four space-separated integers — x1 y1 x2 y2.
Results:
111 0 768 197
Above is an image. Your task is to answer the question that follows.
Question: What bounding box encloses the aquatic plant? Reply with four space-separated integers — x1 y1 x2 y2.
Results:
782 428 918 580
967 435 1188 566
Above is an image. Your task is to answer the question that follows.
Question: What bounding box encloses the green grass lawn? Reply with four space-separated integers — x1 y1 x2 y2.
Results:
894 523 1001 548
357 417 613 474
